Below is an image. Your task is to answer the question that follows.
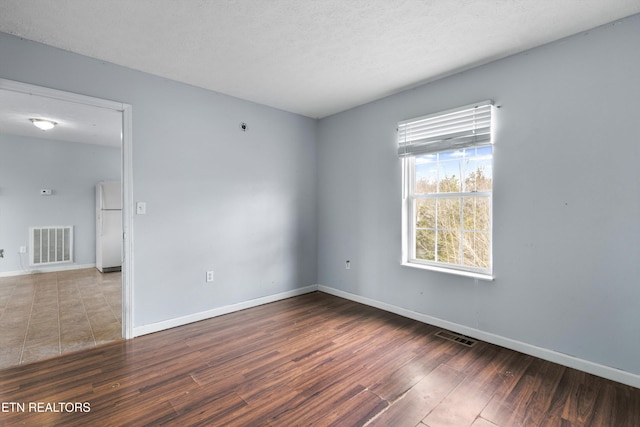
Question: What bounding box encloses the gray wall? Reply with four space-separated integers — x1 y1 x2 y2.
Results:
317 15 640 376
0 32 317 328
0 133 120 274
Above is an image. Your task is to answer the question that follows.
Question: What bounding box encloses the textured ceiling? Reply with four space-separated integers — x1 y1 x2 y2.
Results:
1 0 640 118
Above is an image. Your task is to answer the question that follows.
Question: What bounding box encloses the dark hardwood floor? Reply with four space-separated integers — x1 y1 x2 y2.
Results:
0 292 638 426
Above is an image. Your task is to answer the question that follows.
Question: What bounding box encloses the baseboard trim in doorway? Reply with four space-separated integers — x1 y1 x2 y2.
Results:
0 263 96 278
133 285 319 337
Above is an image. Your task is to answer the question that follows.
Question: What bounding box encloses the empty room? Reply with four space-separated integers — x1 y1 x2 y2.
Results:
1 1 639 426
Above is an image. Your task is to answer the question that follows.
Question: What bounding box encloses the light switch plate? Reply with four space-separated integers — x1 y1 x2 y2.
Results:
136 202 146 215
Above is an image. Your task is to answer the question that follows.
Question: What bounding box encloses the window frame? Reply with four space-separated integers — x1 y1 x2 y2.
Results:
399 102 495 280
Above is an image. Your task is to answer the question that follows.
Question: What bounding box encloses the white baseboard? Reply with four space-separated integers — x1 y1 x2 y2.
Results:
128 282 639 389
318 284 640 389
0 263 96 278
133 285 319 337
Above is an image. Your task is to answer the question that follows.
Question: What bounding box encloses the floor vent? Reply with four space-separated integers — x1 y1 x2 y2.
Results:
30 226 73 266
435 330 477 347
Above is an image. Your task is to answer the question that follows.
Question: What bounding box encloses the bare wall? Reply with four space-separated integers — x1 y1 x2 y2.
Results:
0 32 318 328
317 15 640 376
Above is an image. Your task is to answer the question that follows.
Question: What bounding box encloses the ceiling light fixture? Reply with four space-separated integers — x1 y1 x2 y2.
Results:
30 118 57 131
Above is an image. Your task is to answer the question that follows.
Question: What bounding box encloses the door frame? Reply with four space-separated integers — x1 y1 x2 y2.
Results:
0 78 134 339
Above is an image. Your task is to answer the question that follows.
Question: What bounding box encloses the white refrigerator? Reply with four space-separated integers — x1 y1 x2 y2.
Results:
96 181 122 273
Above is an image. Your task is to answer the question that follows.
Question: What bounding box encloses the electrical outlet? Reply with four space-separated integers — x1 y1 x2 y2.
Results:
345 260 350 270
19 246 27 254
206 270 214 282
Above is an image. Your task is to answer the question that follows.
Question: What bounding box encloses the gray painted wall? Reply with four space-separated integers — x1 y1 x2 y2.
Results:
0 133 120 274
0 32 318 328
317 15 640 376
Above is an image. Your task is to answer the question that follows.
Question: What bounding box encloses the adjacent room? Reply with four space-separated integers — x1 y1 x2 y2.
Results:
0 1 639 425
0 91 124 368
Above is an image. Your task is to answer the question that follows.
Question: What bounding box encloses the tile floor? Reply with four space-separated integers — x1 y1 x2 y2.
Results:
0 268 122 369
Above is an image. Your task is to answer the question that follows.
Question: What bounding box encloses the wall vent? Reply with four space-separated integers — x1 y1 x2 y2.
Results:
30 226 73 266
435 330 477 347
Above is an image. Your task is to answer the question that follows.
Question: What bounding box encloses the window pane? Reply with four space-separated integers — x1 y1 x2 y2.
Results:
416 148 493 194
462 196 491 231
464 146 493 192
415 155 437 194
436 198 461 230
438 230 461 264
437 154 462 193
416 229 435 261
462 231 490 268
416 199 436 228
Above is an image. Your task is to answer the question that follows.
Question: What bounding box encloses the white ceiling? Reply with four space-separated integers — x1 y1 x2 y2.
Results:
1 0 640 121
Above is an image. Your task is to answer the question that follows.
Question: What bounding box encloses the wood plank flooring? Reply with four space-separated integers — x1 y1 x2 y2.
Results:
0 292 638 426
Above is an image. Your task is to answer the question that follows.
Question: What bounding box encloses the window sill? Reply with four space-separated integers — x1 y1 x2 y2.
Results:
402 261 494 281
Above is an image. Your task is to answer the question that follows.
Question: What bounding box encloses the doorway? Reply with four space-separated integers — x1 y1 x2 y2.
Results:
0 78 132 368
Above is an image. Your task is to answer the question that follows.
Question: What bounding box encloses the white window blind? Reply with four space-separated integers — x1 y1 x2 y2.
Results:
397 100 493 157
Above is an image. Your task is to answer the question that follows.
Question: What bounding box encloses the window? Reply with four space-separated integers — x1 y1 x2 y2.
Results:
399 101 494 279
